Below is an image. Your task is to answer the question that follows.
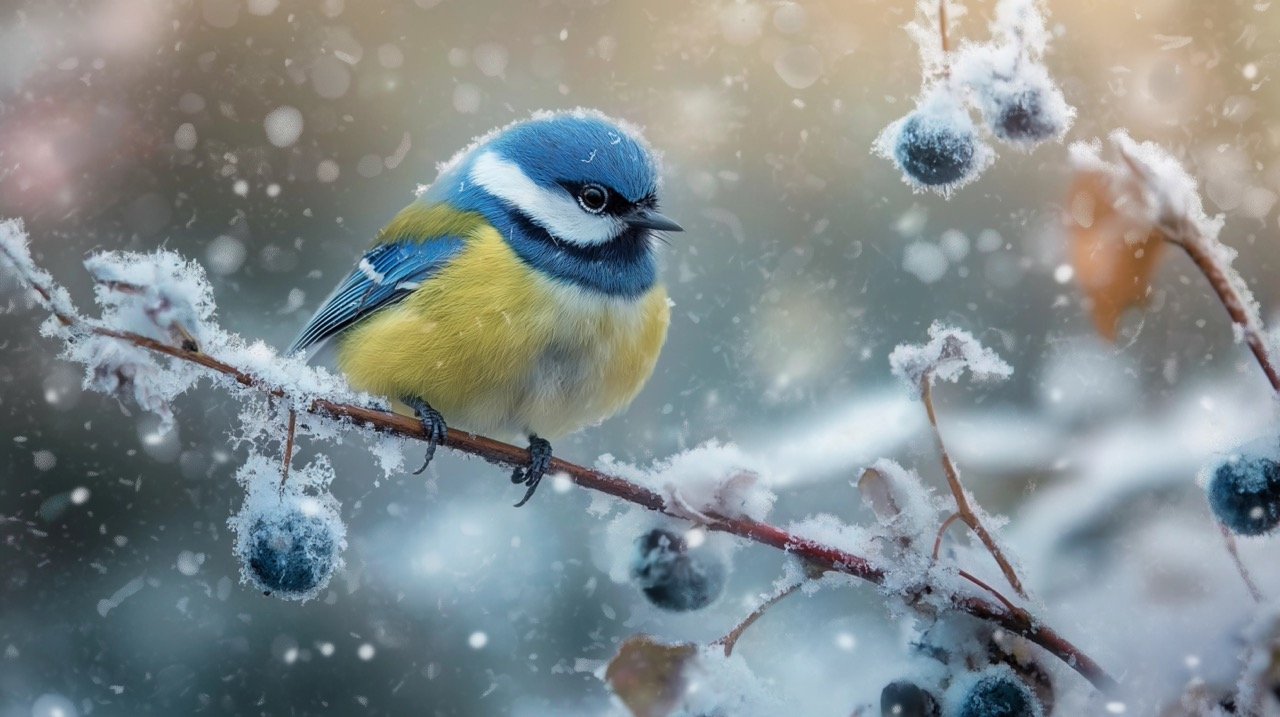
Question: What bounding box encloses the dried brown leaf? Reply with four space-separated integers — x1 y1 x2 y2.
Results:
857 467 901 522
604 635 697 717
1066 170 1166 340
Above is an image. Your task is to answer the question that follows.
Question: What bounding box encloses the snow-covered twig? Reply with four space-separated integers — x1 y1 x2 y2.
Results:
921 378 1027 599
0 223 1115 692
1173 233 1280 392
1071 131 1280 393
891 324 1027 598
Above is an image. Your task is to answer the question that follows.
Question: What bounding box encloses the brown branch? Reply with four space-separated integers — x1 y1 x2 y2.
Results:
958 569 1019 617
1 254 1116 692
1114 140 1280 394
933 511 962 561
920 378 1028 599
90 323 1113 690
714 581 805 657
1169 234 1280 393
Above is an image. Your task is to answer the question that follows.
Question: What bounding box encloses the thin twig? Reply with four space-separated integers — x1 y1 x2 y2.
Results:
933 511 962 561
1218 523 1263 604
0 250 1116 692
1169 234 1280 393
938 0 949 55
280 409 297 488
959 569 1020 617
714 581 805 657
1115 142 1280 393
920 378 1028 599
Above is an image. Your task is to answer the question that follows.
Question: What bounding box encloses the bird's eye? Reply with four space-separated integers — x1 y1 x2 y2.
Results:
577 184 608 214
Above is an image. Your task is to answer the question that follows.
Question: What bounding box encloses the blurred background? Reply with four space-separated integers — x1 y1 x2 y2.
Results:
2 0 1280 714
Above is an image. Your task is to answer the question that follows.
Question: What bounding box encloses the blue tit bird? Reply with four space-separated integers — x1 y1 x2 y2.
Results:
288 109 680 506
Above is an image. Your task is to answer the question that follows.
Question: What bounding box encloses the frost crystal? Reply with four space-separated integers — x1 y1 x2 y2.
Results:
84 249 216 345
889 323 1013 392
1069 131 1222 238
0 218 79 322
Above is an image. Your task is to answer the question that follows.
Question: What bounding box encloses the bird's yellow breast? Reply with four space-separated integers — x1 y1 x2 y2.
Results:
335 226 669 440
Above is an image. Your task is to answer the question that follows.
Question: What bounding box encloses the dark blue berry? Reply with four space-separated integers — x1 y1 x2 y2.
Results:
991 89 1060 144
954 673 1039 717
630 529 725 612
881 680 939 717
1208 456 1280 536
894 112 977 187
245 507 338 598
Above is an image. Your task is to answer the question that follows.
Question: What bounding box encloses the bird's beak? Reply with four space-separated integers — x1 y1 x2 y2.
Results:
625 207 684 232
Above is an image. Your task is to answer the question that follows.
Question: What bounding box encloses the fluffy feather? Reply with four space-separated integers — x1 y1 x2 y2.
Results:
336 225 669 440
291 109 674 441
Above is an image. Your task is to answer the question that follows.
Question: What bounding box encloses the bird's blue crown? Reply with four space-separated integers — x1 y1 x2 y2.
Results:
421 109 680 297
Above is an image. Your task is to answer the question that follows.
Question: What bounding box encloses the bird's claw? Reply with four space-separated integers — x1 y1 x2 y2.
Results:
404 398 447 475
510 436 552 507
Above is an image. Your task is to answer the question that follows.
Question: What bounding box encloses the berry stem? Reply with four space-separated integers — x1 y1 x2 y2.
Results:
1217 522 1263 603
714 580 805 657
933 510 962 561
921 377 1029 599
958 569 1019 616
280 409 298 488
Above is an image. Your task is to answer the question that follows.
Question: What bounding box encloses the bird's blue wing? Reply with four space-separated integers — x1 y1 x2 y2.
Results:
288 237 464 355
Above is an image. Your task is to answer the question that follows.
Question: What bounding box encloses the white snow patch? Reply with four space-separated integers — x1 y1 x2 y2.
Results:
889 322 1013 393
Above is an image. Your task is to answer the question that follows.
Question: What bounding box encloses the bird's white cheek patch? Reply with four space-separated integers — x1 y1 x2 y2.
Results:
470 151 622 247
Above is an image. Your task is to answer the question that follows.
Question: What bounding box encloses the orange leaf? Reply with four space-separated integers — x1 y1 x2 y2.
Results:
604 635 697 717
1066 170 1166 341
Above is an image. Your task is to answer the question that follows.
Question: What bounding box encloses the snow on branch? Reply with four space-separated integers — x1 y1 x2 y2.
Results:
1070 131 1280 393
0 218 1115 691
890 322 1013 393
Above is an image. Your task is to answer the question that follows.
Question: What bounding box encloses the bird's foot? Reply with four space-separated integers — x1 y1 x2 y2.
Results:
510 435 553 507
403 398 447 475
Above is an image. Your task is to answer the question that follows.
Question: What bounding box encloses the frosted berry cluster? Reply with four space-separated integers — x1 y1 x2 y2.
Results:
874 0 1074 196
